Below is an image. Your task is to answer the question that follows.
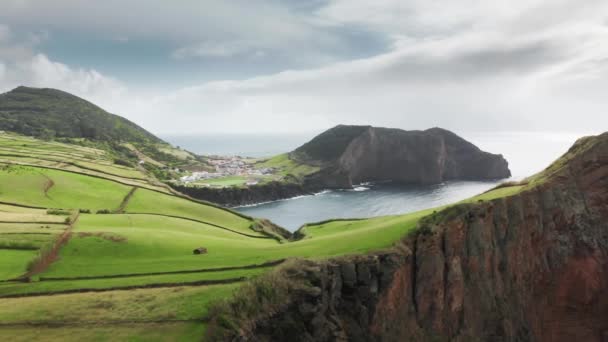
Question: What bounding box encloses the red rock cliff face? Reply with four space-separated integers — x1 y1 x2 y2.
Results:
375 134 608 341
228 133 608 342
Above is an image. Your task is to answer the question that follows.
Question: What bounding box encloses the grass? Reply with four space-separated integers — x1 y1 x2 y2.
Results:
258 153 319 180
0 323 206 342
43 209 428 280
0 284 239 322
157 145 194 161
464 184 525 203
0 249 39 280
125 188 258 235
0 234 53 250
0 165 132 211
44 214 277 277
0 283 235 342
0 268 268 297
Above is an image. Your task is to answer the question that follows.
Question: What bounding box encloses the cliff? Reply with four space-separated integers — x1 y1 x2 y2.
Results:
181 126 511 207
206 132 608 341
171 181 312 207
295 126 511 187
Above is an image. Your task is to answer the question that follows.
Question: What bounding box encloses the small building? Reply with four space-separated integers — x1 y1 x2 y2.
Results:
193 247 208 255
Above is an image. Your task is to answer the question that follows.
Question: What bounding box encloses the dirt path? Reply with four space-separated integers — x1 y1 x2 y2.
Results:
39 173 55 199
20 212 80 279
116 187 138 213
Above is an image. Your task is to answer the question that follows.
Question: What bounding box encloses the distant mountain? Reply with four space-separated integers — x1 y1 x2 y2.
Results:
0 86 163 144
292 125 511 187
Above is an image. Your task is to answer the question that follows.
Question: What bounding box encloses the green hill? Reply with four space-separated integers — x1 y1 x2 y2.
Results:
0 86 214 182
0 86 161 144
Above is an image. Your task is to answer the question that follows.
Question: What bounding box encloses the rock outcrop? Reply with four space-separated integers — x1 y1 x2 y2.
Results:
295 126 511 187
207 132 608 341
180 126 511 206
171 181 312 207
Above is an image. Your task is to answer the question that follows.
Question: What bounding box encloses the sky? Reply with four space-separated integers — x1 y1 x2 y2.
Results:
0 0 607 135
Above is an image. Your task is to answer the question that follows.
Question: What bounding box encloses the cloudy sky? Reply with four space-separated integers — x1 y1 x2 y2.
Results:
0 0 607 135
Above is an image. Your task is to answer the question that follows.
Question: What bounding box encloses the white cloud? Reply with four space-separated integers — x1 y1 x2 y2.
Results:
0 27 127 114
0 25 10 42
0 0 348 64
172 41 259 59
133 0 608 134
1 1 608 136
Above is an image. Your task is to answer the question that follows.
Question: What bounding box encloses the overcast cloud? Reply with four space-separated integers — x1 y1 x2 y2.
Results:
0 0 607 134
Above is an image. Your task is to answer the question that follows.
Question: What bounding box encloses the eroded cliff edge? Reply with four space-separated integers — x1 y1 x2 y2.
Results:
207 132 608 341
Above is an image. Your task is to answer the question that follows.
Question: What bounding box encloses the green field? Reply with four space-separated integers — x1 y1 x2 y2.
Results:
0 165 132 211
258 153 320 180
0 249 39 280
0 132 533 341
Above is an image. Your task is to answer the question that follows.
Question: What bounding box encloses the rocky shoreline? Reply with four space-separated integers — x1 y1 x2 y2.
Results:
170 181 317 207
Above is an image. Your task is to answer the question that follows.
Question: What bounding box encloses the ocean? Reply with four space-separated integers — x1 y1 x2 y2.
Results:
162 131 589 231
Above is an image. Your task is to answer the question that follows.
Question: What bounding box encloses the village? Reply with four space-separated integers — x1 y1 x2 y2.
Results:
179 155 274 186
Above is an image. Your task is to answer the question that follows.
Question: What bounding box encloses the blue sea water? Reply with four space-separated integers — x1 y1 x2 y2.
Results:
162 131 585 231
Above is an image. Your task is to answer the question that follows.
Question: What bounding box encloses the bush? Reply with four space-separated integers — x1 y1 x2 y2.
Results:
46 209 71 216
113 158 133 167
96 209 111 214
0 240 39 250
205 259 312 340
79 209 91 214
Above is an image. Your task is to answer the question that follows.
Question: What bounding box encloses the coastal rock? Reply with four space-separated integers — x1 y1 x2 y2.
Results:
170 181 311 207
297 126 511 187
208 132 608 341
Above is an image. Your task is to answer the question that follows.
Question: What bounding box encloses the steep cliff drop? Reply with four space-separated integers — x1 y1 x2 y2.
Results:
207 132 608 341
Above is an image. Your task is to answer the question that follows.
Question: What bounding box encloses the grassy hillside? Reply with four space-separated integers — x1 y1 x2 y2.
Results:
0 132 535 341
0 86 160 144
0 87 213 184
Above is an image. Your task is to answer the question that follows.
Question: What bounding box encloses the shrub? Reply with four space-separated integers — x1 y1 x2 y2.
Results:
46 209 71 216
113 158 133 167
205 259 313 340
0 240 39 250
79 209 91 214
96 209 111 214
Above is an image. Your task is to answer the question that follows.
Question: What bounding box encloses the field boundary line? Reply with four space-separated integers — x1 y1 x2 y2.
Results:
0 276 246 298
39 259 285 281
0 161 253 222
116 187 138 213
0 221 67 224
0 161 169 194
0 153 149 181
122 212 272 239
0 200 48 210
0 319 204 328
0 246 39 251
